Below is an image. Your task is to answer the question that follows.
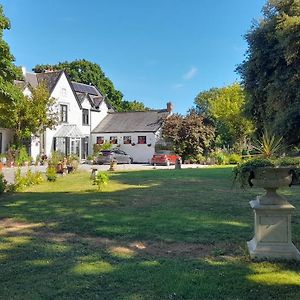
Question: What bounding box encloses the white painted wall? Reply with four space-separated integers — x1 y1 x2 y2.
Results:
0 128 14 154
91 131 161 163
44 73 108 156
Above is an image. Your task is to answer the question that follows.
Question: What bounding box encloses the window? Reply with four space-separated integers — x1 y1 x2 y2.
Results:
110 136 118 144
138 136 146 144
61 88 67 97
60 105 68 123
96 136 104 144
123 136 132 144
82 109 89 125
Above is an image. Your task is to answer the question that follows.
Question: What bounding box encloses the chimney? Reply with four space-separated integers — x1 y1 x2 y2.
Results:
21 66 26 77
167 102 173 114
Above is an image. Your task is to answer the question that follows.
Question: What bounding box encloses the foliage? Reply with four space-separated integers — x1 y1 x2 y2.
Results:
193 83 254 151
48 151 64 167
228 153 242 165
93 141 112 154
253 130 284 158
0 172 7 194
13 168 44 191
33 59 148 112
15 146 30 166
119 100 149 112
233 156 300 188
46 166 57 182
67 154 79 172
162 113 215 160
237 0 300 146
93 171 109 191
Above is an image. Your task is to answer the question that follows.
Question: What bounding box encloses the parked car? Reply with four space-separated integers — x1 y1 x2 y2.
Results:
151 151 181 166
94 149 133 164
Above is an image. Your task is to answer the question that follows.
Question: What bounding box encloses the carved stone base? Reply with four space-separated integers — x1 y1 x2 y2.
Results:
247 199 300 260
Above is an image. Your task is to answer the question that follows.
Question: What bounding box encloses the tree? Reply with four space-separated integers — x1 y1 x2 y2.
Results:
162 113 215 160
4 83 57 146
33 59 148 112
120 100 149 112
237 0 300 145
193 83 254 151
0 5 24 137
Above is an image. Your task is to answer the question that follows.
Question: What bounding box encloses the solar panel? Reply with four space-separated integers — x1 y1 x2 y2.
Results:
72 82 100 96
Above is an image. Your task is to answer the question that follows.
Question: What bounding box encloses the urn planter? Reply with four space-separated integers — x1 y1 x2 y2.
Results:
247 167 300 260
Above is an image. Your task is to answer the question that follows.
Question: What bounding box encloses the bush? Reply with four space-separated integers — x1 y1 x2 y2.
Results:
0 173 7 194
93 172 109 191
49 151 64 167
14 168 44 191
16 146 30 166
46 166 57 182
228 153 242 164
67 154 80 172
93 142 112 154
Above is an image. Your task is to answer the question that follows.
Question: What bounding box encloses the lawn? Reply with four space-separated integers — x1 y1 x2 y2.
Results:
0 167 300 299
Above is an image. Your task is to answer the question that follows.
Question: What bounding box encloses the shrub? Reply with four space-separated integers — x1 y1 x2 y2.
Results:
93 142 112 154
46 166 57 182
0 173 7 194
228 153 242 164
49 151 64 167
93 172 109 191
67 154 80 172
13 168 44 191
16 146 30 166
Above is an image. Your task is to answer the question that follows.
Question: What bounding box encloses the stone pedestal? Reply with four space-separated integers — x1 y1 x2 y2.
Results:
247 198 300 260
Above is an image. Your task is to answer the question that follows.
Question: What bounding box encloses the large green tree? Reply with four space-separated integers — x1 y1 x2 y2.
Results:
33 59 148 112
237 0 300 145
0 6 57 146
162 113 215 160
193 83 254 151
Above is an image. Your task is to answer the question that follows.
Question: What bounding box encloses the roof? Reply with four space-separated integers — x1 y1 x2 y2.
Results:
54 125 85 138
14 80 27 90
36 71 63 93
92 110 169 133
72 81 101 96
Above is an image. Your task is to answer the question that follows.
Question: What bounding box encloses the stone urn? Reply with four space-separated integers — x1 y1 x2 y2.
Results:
247 167 300 260
251 167 293 205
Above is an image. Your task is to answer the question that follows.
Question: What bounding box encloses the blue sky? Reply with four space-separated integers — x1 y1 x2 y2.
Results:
2 0 266 113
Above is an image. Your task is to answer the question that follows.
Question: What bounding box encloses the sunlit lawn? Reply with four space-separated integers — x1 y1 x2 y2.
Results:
0 167 300 299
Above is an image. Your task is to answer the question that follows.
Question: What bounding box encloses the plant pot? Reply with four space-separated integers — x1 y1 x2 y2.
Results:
251 167 293 205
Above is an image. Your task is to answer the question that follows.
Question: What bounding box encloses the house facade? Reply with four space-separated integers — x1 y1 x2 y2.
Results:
91 107 172 163
0 69 172 163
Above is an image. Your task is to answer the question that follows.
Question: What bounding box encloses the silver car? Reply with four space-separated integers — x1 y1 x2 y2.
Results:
94 149 133 164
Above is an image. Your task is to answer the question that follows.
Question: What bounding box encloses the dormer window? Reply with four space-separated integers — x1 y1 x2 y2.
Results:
82 109 89 125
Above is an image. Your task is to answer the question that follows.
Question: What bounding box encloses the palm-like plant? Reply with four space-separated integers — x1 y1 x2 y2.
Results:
253 130 284 158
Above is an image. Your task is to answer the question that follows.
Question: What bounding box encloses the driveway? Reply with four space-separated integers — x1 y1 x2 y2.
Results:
2 163 204 183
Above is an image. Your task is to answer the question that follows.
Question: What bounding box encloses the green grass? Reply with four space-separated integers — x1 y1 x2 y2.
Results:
0 167 300 299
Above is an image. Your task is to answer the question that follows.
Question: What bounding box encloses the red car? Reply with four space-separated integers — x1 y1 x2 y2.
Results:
151 151 181 166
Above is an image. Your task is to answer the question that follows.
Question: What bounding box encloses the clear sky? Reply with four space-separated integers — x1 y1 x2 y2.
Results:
2 0 266 113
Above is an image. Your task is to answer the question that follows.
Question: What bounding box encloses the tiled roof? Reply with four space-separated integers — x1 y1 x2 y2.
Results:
92 110 169 133
36 71 63 93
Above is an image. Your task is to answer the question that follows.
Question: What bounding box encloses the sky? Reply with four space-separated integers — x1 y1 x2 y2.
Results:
2 0 266 113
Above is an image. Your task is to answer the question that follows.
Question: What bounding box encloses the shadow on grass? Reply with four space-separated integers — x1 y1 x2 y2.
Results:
0 167 300 299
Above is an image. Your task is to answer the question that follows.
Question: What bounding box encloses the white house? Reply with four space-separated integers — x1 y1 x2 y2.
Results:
0 69 172 163
91 103 173 163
